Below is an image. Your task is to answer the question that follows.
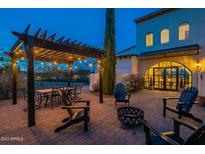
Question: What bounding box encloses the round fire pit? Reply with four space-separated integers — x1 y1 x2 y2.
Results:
117 107 144 127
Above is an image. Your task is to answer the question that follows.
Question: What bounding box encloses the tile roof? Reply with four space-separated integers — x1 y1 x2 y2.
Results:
135 8 178 24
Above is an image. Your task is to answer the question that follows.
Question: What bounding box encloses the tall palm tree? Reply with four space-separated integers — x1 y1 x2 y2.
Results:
103 8 116 95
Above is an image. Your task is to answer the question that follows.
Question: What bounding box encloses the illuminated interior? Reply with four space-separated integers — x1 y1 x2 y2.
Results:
179 23 190 40
160 28 169 44
144 61 192 91
146 33 153 47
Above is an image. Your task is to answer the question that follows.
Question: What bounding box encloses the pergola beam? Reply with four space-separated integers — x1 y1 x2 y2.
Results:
12 31 102 58
67 62 73 86
99 56 103 103
25 42 35 127
11 57 17 105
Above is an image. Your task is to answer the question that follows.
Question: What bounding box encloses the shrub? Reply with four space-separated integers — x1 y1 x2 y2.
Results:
123 74 144 93
0 67 12 99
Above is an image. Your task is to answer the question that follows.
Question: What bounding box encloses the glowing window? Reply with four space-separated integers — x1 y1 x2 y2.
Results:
146 33 153 47
161 29 169 44
179 23 190 40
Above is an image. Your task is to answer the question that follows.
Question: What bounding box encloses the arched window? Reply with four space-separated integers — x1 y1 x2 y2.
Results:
179 23 190 40
146 33 153 47
160 28 169 44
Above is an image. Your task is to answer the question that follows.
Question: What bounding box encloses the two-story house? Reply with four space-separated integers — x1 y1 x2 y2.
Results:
116 8 205 100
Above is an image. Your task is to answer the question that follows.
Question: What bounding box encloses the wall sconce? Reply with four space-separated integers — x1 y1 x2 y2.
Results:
195 60 201 72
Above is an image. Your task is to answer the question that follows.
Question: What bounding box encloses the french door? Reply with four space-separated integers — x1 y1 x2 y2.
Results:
153 67 179 91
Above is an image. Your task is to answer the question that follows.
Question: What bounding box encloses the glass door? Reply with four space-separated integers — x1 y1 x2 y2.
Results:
165 67 178 91
153 67 179 90
153 67 165 90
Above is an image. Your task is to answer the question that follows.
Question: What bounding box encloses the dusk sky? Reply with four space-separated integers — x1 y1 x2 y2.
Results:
0 8 158 71
0 8 158 52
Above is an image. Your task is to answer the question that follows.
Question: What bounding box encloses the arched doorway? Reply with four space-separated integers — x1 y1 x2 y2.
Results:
144 61 192 91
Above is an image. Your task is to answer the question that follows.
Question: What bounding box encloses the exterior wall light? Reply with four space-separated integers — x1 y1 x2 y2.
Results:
195 60 201 72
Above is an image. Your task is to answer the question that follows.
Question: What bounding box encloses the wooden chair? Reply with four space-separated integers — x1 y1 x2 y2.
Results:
21 88 41 111
114 83 130 108
54 89 90 132
141 118 205 145
163 87 202 123
44 87 60 109
70 86 82 100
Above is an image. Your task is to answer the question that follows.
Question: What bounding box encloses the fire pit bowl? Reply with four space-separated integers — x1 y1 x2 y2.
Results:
117 107 144 127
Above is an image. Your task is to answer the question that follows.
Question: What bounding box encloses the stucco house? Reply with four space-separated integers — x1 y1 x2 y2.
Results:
116 8 205 101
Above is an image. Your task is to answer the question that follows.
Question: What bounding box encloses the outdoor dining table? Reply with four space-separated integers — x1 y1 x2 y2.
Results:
35 87 75 108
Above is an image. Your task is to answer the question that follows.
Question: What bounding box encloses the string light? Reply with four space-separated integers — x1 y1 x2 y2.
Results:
84 60 87 63
34 50 39 54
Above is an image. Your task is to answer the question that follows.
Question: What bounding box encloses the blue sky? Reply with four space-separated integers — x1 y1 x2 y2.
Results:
0 8 158 52
0 8 158 71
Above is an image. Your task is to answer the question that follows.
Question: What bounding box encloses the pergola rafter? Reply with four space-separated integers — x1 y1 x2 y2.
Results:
6 24 104 127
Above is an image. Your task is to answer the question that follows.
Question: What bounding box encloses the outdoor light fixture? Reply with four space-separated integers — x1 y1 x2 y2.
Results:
195 60 201 72
97 60 101 64
34 50 38 54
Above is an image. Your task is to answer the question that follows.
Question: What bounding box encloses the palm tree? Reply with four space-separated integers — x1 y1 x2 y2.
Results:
103 8 116 95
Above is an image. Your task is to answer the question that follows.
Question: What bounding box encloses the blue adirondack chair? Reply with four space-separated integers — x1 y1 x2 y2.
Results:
114 83 131 108
163 87 202 123
142 117 205 145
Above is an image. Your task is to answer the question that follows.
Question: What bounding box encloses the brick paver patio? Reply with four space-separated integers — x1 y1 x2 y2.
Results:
0 89 204 145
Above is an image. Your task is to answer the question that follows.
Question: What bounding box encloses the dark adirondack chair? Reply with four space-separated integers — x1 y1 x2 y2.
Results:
142 118 205 145
114 83 131 108
163 87 202 123
54 89 90 132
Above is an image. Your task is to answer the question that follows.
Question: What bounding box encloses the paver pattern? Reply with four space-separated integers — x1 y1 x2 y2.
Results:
0 89 204 145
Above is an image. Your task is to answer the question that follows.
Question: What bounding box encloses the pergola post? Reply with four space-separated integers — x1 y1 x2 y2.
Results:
67 63 72 86
25 43 35 127
11 57 17 105
99 57 103 103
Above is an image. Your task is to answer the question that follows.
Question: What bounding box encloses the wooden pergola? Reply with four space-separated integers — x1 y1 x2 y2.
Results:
5 24 104 127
